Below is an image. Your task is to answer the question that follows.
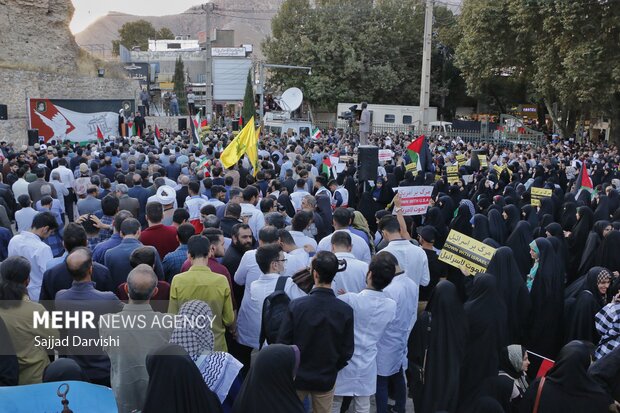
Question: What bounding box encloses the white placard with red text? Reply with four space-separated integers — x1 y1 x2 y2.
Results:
394 186 433 215
378 149 394 163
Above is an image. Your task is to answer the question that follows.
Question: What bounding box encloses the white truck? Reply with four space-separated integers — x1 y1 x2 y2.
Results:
336 103 438 132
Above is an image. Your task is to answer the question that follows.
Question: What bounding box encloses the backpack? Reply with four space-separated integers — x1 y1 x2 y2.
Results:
259 276 290 347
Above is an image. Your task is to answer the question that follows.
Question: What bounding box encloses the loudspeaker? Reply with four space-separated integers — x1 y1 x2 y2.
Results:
178 118 187 131
358 145 379 181
0 104 7 120
27 129 39 146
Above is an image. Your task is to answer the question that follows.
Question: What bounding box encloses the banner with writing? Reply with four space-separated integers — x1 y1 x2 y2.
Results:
478 154 488 169
447 165 460 184
394 186 433 215
456 154 466 166
379 149 394 163
406 161 418 175
531 187 553 207
439 230 496 274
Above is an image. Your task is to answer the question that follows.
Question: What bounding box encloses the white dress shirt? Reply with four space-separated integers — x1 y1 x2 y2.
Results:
8 231 54 301
290 190 310 212
376 274 419 376
12 178 29 201
335 289 397 396
317 229 372 263
332 252 369 294
382 240 430 287
235 272 305 349
50 165 75 190
240 203 265 239
289 230 317 250
15 207 38 233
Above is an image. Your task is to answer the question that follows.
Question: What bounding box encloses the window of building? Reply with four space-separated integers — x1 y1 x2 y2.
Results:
403 115 413 124
384 114 396 123
167 43 181 49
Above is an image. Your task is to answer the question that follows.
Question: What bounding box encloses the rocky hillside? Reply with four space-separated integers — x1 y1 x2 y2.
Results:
74 2 284 56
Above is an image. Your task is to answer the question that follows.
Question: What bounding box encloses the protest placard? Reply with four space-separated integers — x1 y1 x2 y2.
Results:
394 186 433 215
447 165 460 184
531 187 553 207
478 154 488 169
378 149 394 163
438 230 496 274
456 154 466 166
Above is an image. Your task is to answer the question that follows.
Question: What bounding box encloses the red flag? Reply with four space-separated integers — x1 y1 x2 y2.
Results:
407 135 425 154
96 125 104 141
201 119 208 128
155 125 161 139
536 359 555 378
578 162 593 190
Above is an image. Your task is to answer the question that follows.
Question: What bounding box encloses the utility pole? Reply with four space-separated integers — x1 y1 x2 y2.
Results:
203 3 214 122
419 0 433 131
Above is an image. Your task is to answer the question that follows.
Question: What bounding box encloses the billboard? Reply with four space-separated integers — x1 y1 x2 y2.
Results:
29 99 134 143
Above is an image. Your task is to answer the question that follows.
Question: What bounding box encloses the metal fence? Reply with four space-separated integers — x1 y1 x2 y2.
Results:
313 121 546 147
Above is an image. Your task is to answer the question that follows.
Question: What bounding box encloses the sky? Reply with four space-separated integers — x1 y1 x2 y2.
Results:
70 0 200 34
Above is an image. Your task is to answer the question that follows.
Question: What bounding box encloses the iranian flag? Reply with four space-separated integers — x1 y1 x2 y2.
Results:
312 128 322 140
574 161 594 199
321 157 332 177
96 125 104 141
197 156 210 173
154 125 161 148
407 135 425 172
191 113 203 150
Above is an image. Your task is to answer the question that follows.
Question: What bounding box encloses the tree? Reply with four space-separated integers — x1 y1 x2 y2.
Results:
173 57 187 116
456 0 620 142
242 70 256 125
262 0 466 113
112 20 175 55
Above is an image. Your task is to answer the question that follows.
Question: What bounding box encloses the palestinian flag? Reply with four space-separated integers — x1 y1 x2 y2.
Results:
154 125 161 148
191 113 203 150
131 122 137 137
321 157 332 177
407 135 425 173
574 161 594 199
96 125 104 141
312 128 322 140
197 156 210 173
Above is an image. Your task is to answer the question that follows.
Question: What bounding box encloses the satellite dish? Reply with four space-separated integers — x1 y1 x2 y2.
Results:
279 87 303 112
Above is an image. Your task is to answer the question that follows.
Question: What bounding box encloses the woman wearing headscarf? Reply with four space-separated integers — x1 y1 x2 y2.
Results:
545 222 569 276
506 222 533 279
488 209 507 245
503 205 521 235
486 247 531 344
518 341 613 413
438 195 456 228
357 192 382 236
497 345 530 408
577 220 611 276
142 344 223 413
472 214 491 242
232 344 304 413
277 193 296 218
424 206 448 249
170 300 243 410
596 230 620 274
564 267 612 344
536 197 554 223
450 203 473 236
593 194 611 222
409 281 468 413
560 200 577 230
526 238 564 360
352 211 376 255
459 274 507 411
566 206 595 283
521 204 539 235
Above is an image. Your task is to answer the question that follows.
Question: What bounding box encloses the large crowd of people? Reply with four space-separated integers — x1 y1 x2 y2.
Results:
0 124 619 413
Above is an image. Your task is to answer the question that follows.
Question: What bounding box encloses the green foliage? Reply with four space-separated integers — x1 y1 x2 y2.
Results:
112 20 175 55
173 57 187 116
242 70 256 125
262 0 468 115
456 0 620 142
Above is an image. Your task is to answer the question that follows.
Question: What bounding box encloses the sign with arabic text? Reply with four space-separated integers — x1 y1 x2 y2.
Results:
439 230 496 274
531 187 553 207
394 186 433 215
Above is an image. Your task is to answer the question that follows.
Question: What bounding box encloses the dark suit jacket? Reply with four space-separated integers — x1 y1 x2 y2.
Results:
118 195 140 219
176 185 189 209
39 260 114 304
104 238 164 289
127 186 150 225
28 179 57 205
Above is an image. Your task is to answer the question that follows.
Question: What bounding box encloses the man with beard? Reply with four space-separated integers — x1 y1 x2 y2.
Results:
223 223 254 302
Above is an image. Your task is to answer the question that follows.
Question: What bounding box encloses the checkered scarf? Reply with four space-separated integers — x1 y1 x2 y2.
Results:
170 300 215 361
595 302 620 360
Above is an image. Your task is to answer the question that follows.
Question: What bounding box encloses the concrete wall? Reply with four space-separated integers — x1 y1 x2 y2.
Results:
0 67 140 144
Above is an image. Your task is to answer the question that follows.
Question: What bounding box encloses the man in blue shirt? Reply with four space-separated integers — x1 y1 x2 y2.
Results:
92 210 132 264
162 223 195 282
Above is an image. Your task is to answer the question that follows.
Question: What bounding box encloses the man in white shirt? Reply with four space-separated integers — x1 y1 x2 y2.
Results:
11 166 29 202
317 209 371 263
240 186 265 240
290 179 311 212
380 214 430 288
8 211 58 300
15 194 38 233
375 251 419 413
51 158 76 221
331 231 368 294
278 229 311 273
289 210 318 250
236 243 305 350
333 253 397 413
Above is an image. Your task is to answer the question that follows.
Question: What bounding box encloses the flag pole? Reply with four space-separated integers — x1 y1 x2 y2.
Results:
526 350 554 363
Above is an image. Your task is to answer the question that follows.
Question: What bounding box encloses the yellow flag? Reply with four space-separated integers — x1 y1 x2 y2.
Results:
220 116 255 168
248 126 260 176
